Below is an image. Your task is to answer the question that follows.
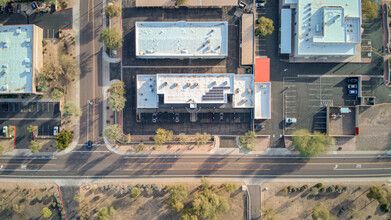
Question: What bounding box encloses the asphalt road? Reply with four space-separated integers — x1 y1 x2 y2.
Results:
0 153 390 178
79 0 104 145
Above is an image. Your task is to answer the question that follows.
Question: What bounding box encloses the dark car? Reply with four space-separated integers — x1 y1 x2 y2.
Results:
256 0 266 2
87 141 92 150
174 113 179 123
7 5 13 13
31 2 38 10
219 112 224 122
346 77 358 83
152 113 157 123
255 125 264 130
238 1 246 9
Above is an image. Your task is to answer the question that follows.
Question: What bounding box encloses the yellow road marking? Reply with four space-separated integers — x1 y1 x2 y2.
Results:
92 0 96 142
0 163 56 166
125 162 391 165
124 168 271 171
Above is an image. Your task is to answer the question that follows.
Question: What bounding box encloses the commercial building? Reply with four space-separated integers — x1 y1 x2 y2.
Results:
281 0 362 62
241 13 254 66
135 21 228 59
137 73 254 112
254 58 271 119
0 25 43 93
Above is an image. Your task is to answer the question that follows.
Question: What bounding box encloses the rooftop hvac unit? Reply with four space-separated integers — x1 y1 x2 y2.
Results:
2 85 8 90
26 38 31 43
2 64 7 68
24 58 30 63
15 29 21 34
26 68 31 73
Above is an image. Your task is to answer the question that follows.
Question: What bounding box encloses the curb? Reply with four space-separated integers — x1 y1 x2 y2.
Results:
57 7 72 12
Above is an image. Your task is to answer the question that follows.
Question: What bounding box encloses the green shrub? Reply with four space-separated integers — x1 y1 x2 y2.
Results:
316 183 323 188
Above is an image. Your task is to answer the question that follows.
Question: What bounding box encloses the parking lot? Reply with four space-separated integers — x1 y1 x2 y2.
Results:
0 102 61 149
283 76 360 135
0 8 72 38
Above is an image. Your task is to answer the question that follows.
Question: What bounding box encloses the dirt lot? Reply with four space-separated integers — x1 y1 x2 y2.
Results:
0 183 63 220
261 182 391 220
79 182 245 220
0 138 14 153
356 105 391 151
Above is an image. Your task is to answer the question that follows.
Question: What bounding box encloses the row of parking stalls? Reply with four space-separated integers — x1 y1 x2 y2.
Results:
283 77 297 133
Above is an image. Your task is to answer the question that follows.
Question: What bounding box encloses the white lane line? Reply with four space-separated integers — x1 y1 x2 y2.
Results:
124 156 391 159
122 66 226 68
0 157 56 160
0 170 58 172
72 151 110 153
336 168 391 171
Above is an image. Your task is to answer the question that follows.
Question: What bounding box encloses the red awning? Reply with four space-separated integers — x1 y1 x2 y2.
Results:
255 58 270 83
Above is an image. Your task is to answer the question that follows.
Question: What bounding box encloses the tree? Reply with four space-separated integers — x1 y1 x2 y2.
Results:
175 0 186 6
132 187 141 198
27 125 36 133
37 74 49 91
195 132 211 146
261 208 277 220
167 184 188 211
255 16 274 37
154 128 173 146
239 131 256 152
6 125 14 138
103 124 122 142
42 62 60 81
109 81 125 96
60 55 80 81
98 206 116 220
367 185 388 205
108 93 126 111
135 143 145 152
292 130 335 157
221 183 238 193
362 0 378 19
55 129 74 150
51 87 64 100
101 28 122 49
312 206 330 220
29 141 42 153
41 207 52 218
0 0 8 6
122 133 131 143
192 189 229 219
63 101 82 117
178 133 189 145
200 177 211 190
105 4 121 18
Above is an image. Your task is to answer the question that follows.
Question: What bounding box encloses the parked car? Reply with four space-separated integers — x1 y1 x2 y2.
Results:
31 2 38 10
286 118 297 123
2 126 7 135
256 0 266 2
348 90 358 95
0 6 4 13
152 113 157 123
347 84 358 89
256 3 265 8
346 77 358 83
16 3 20 13
238 1 246 9
87 141 92 150
255 125 264 130
53 126 58 136
174 113 180 123
219 112 224 122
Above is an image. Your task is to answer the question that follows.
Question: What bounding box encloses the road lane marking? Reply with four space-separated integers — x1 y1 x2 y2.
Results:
0 163 56 166
125 162 391 165
124 168 271 171
123 156 391 159
72 151 110 153
92 0 96 142
336 168 391 171
88 0 90 22
0 169 58 172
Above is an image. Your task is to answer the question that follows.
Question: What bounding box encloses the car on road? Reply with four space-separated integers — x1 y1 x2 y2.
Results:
53 126 58 136
152 113 157 123
2 126 7 135
348 90 358 95
347 84 358 89
219 113 224 122
238 1 246 9
255 125 264 130
286 118 297 123
174 113 180 123
87 141 92 150
256 3 265 8
346 77 358 83
208 112 215 122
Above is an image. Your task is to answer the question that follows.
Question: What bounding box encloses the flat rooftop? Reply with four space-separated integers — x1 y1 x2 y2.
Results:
241 14 254 65
135 21 228 58
0 25 34 93
294 0 361 56
137 74 254 109
254 83 271 119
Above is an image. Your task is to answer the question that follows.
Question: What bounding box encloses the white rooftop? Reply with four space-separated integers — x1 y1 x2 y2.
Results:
280 9 292 54
135 21 228 59
137 74 254 109
254 82 271 119
293 0 361 56
0 25 34 93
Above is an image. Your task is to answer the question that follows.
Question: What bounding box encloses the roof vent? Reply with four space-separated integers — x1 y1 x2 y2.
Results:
181 49 188 54
26 68 31 73
26 38 31 43
15 29 21 35
2 85 8 90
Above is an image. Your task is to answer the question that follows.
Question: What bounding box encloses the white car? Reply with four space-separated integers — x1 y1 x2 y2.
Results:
2 126 7 135
286 118 297 123
53 126 58 136
256 3 265 8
